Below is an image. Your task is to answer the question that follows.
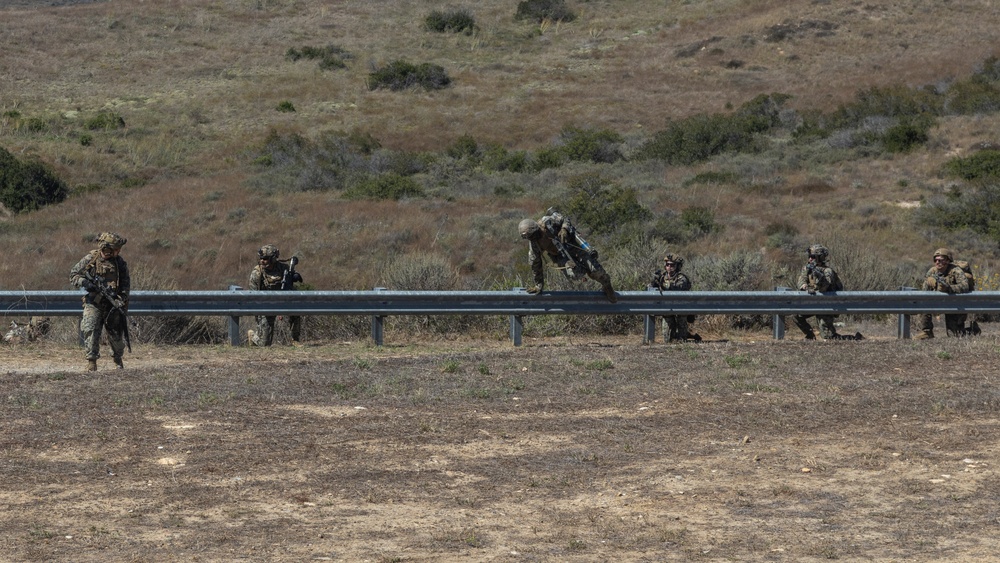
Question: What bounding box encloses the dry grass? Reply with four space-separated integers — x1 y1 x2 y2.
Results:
4 332 1000 560
2 0 1000 294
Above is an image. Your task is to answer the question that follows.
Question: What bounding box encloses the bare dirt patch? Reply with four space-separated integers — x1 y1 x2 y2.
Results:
3 331 1000 561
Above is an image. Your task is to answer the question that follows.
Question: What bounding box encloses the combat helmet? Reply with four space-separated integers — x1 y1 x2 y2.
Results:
807 244 829 262
258 244 279 260
663 253 685 271
97 232 127 250
519 219 541 240
933 247 954 261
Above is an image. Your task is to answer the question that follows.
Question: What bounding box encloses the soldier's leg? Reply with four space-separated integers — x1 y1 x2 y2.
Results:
817 315 838 339
289 315 302 342
105 310 127 365
586 267 617 302
261 315 277 346
917 314 934 335
675 315 690 340
80 304 105 361
662 316 676 341
793 315 816 338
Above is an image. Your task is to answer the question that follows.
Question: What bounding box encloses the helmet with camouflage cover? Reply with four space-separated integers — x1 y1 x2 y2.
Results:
258 244 279 260
97 232 127 250
807 244 829 262
519 219 541 240
663 253 685 271
933 247 954 261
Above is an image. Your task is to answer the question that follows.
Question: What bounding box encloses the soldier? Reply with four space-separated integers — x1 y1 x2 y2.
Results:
651 253 700 342
247 244 303 346
793 244 862 341
916 248 971 339
518 208 617 303
69 232 130 371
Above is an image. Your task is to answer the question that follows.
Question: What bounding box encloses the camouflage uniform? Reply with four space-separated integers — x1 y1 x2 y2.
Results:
651 254 696 341
69 232 130 370
917 248 971 338
518 209 617 303
248 244 303 346
793 244 849 340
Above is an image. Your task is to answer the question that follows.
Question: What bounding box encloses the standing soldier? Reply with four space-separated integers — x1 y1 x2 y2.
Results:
793 244 862 340
69 232 130 371
518 208 617 302
916 248 971 339
651 253 699 342
247 244 303 346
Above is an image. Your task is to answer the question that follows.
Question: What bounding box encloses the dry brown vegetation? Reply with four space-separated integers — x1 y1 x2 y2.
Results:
1 0 1000 294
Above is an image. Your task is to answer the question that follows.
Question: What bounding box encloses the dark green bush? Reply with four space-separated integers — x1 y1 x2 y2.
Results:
367 61 451 91
447 135 479 159
943 150 1000 181
425 9 476 34
945 76 1000 115
531 146 565 171
0 146 69 213
515 0 575 22
559 126 624 163
342 173 425 200
880 115 933 153
640 93 788 164
680 206 722 237
480 144 527 173
915 183 1000 243
564 173 652 235
285 45 349 70
84 111 126 130
276 100 295 113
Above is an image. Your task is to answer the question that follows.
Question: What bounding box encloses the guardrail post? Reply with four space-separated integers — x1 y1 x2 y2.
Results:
773 286 790 340
643 286 658 344
510 287 523 346
898 286 914 339
227 285 243 346
371 287 386 346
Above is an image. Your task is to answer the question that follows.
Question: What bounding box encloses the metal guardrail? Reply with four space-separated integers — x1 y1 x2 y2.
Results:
2 287 997 345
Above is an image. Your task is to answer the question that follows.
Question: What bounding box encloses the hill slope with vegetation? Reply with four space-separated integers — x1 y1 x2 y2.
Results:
2 0 1000 338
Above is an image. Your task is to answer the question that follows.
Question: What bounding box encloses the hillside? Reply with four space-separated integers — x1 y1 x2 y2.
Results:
2 0 1000 296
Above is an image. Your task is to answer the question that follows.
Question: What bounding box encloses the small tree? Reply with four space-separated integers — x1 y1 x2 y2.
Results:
0 147 69 213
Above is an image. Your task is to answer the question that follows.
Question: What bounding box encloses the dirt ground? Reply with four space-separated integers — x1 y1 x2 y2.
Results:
3 322 1000 562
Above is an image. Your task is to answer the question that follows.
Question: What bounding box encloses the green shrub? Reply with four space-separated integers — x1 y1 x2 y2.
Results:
276 100 296 113
640 94 788 164
944 56 1000 114
425 9 476 34
84 111 126 130
480 144 527 172
943 150 1000 181
447 134 479 159
879 115 933 153
690 251 768 291
531 146 565 171
367 60 451 91
916 183 1000 243
285 45 349 70
342 173 425 200
564 172 652 235
559 126 624 163
0 146 69 213
515 0 575 22
680 206 722 237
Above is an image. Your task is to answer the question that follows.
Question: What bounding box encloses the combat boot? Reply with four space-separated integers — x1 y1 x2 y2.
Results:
113 356 124 369
601 282 618 303
86 359 97 372
914 330 934 340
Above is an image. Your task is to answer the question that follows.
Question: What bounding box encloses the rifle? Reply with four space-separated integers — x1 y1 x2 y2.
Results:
281 256 299 291
83 270 131 353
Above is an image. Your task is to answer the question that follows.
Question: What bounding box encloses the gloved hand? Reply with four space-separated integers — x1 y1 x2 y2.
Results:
526 284 543 295
558 227 569 244
926 276 939 290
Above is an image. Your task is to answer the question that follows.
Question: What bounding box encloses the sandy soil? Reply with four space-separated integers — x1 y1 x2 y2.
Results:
3 330 1000 561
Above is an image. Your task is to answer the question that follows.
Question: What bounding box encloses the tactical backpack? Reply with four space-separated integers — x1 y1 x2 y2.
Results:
954 260 975 291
